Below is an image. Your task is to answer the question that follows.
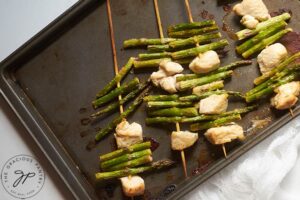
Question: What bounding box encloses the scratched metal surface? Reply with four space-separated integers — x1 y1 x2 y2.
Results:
1 0 300 199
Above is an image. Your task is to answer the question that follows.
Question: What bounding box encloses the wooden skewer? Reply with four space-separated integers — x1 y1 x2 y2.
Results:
106 1 134 199
153 0 164 39
176 122 188 177
184 0 198 48
184 0 194 23
183 0 228 159
222 144 227 158
153 0 188 178
106 0 124 114
289 108 294 117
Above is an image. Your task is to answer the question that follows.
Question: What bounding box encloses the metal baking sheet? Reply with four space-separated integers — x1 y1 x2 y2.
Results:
1 0 300 199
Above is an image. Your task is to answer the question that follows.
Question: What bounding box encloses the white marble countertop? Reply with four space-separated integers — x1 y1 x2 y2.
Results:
0 1 299 200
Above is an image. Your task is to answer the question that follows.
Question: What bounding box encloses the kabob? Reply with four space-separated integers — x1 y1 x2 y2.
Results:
101 1 146 198
152 0 191 178
183 0 240 156
232 0 300 114
93 1 175 198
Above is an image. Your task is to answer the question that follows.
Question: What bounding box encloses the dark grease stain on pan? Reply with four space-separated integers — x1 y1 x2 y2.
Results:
2 0 300 199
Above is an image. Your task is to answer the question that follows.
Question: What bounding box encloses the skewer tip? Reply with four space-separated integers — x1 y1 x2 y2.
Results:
289 108 294 117
222 144 227 158
181 150 188 178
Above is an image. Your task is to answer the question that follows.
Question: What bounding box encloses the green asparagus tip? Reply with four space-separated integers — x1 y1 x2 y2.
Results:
152 159 176 169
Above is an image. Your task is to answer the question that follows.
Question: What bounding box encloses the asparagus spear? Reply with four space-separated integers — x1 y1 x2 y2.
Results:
236 21 287 54
171 39 229 60
146 115 218 125
146 106 256 124
168 25 219 38
138 52 171 60
235 13 291 40
192 81 225 96
134 58 171 68
99 141 151 162
147 37 224 52
169 33 222 49
123 38 177 48
183 106 256 123
246 68 294 97
95 159 175 180
221 105 258 116
147 101 194 108
144 94 179 101
167 20 216 33
190 114 242 131
242 28 292 59
179 90 244 102
148 107 198 117
145 116 209 125
91 82 149 118
101 149 152 170
95 85 151 141
246 73 298 103
92 77 140 109
177 71 233 91
176 60 252 81
246 64 300 97
147 44 172 53
146 117 183 124
96 57 134 98
174 57 194 65
254 52 300 85
106 155 153 171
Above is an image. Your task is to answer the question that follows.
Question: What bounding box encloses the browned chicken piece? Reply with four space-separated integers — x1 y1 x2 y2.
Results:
114 120 143 148
150 69 167 86
240 15 259 29
258 43 288 74
189 50 220 74
150 60 183 93
233 0 270 21
159 60 184 76
199 94 228 115
120 176 145 197
204 124 245 145
171 131 198 151
271 81 300 110
160 76 178 94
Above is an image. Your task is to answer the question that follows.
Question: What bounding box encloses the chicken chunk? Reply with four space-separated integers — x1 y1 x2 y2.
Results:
192 81 224 96
114 120 143 148
204 124 245 145
189 50 220 74
233 0 271 21
257 43 288 74
160 76 178 93
150 60 183 91
150 69 167 86
271 81 300 110
120 176 145 197
240 15 259 29
159 60 184 76
272 95 298 110
171 131 198 151
199 94 228 114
